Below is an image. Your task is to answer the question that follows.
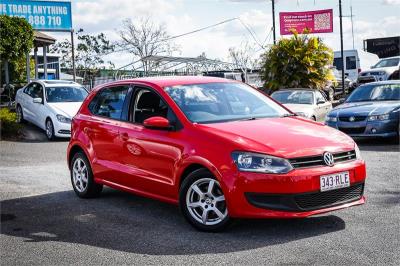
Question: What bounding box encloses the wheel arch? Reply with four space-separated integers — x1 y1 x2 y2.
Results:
68 143 89 169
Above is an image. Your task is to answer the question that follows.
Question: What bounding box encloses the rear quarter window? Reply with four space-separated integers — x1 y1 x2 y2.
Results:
88 86 130 120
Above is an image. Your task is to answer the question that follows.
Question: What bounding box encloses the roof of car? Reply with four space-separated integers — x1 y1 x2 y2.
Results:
360 80 400 86
33 80 82 87
104 76 237 88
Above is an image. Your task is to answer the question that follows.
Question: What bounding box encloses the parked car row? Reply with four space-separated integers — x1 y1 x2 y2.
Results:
13 76 398 232
270 82 400 142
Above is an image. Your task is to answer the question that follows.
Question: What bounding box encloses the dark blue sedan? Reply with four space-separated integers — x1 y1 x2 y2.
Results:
326 81 400 141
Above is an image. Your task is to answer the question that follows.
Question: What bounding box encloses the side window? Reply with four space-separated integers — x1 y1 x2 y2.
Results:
89 86 129 120
346 56 357 70
315 91 326 103
31 84 43 99
132 89 169 124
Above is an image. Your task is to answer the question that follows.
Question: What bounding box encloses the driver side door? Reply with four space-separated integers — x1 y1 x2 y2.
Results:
117 86 184 199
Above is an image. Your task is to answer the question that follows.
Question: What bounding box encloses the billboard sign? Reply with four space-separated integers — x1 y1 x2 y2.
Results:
280 9 333 35
0 0 72 31
365 36 400 58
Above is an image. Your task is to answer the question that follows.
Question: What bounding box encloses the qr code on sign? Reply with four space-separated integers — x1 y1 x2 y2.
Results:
314 13 331 30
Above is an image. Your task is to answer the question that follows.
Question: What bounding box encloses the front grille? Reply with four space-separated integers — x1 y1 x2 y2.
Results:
338 127 366 134
294 183 364 210
245 183 364 212
339 116 367 122
361 72 380 76
289 150 356 168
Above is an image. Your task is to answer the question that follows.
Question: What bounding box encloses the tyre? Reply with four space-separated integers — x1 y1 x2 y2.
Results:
70 152 103 198
179 168 231 232
16 105 25 123
45 119 55 141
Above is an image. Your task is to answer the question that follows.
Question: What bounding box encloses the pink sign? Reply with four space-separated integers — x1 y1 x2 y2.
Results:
279 9 333 35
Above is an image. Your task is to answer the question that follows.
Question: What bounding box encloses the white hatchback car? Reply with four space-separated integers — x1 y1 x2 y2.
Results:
15 80 88 140
270 89 332 122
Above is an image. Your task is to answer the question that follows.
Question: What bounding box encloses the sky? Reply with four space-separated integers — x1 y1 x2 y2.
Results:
49 0 400 69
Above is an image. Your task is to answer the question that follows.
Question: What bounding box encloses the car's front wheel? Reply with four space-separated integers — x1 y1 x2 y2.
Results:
70 152 103 198
45 119 55 140
180 169 231 232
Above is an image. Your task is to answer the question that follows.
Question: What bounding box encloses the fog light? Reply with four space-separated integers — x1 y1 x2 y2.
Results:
371 128 377 133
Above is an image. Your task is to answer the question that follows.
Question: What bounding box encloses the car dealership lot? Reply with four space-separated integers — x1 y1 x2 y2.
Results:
1 130 399 265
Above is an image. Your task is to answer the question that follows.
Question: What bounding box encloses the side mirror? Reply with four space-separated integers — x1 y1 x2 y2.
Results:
338 98 346 104
33 97 43 104
143 116 172 130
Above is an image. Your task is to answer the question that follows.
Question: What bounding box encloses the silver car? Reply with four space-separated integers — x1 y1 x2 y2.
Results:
271 89 332 122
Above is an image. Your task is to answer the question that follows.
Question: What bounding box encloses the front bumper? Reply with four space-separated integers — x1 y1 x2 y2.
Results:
326 119 398 138
53 120 72 137
224 159 366 218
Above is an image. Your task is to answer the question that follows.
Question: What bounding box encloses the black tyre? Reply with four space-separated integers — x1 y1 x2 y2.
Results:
70 152 103 198
179 168 231 232
45 119 55 141
16 105 25 123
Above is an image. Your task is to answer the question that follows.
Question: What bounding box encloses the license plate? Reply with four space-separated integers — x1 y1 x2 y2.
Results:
320 171 350 192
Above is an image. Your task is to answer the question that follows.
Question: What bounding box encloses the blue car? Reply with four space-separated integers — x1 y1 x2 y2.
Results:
326 81 400 141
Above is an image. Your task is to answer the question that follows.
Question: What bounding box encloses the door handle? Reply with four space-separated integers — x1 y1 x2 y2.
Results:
120 132 129 141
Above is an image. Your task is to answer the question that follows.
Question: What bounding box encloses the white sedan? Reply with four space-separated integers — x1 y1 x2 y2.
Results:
15 80 88 140
270 89 332 122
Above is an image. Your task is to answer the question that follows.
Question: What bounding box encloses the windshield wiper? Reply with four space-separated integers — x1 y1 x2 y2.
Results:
282 113 297 117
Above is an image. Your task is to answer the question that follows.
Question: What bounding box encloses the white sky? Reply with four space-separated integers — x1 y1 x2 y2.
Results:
48 0 400 68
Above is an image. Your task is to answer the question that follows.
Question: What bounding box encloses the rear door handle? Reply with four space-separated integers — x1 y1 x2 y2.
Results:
120 132 129 141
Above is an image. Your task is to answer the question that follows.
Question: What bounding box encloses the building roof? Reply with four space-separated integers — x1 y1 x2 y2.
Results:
34 31 56 47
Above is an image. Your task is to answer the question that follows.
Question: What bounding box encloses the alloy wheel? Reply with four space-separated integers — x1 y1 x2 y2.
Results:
186 178 227 226
46 120 53 139
72 158 88 192
16 106 22 123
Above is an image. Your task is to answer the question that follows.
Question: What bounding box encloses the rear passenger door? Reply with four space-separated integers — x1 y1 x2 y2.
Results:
85 85 132 183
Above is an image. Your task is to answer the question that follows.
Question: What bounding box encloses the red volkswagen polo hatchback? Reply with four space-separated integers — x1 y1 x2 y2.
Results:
67 76 366 231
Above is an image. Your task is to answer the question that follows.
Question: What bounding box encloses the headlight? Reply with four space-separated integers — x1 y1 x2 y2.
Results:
56 114 72 123
367 114 389 121
355 143 362 160
232 151 293 174
326 116 338 122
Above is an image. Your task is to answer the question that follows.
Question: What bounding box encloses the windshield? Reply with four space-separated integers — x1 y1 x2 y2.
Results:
271 90 314 105
45 87 88 103
346 83 400 102
165 82 290 123
372 58 399 68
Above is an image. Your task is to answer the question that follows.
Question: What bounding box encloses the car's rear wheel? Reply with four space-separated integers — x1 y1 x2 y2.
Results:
70 152 103 198
45 119 55 141
16 105 24 123
180 169 231 232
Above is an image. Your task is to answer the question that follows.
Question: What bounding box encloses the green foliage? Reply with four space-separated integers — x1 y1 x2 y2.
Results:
0 15 34 62
0 108 22 138
260 31 333 91
50 29 115 79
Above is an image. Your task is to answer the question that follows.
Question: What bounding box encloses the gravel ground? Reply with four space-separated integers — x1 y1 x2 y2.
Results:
1 125 399 265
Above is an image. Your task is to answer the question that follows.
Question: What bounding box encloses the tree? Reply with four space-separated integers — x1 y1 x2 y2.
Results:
118 17 179 73
229 42 260 72
0 15 34 86
50 29 115 80
260 31 333 92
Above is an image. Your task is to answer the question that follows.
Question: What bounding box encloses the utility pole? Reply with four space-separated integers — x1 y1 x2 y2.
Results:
339 0 345 93
272 0 276 44
350 5 355 49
